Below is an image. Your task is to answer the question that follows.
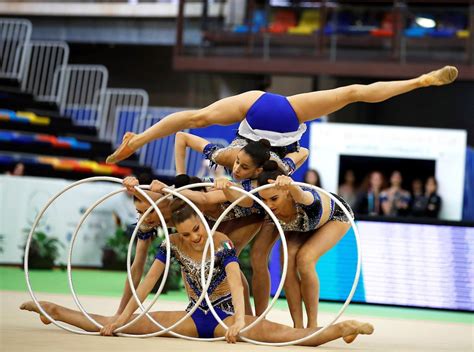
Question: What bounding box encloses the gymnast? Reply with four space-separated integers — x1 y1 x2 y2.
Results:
174 132 308 178
175 136 291 316
214 160 354 329
106 66 458 164
21 199 373 346
148 174 278 316
121 175 260 315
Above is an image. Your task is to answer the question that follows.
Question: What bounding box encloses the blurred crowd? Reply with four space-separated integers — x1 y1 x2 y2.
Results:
303 169 442 219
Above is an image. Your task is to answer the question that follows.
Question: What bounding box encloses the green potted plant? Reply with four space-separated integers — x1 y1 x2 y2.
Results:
102 213 132 271
22 231 64 270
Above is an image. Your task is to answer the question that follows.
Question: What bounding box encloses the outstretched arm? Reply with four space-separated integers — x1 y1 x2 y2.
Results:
115 237 151 315
175 132 237 174
175 132 210 175
271 147 309 175
214 177 254 208
271 175 314 205
179 189 228 206
225 261 246 343
288 147 309 171
101 259 165 335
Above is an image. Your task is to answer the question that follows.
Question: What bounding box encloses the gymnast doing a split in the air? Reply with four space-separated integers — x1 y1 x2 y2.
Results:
106 66 458 164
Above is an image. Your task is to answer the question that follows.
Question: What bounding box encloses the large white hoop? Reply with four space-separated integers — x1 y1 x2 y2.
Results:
204 182 361 346
24 177 361 346
24 177 133 334
65 180 173 337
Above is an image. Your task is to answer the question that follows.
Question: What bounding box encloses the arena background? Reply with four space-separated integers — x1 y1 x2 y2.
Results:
0 1 472 351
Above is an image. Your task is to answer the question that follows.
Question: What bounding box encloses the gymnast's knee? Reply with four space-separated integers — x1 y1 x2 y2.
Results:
343 84 364 103
189 109 211 129
296 251 318 276
250 247 268 273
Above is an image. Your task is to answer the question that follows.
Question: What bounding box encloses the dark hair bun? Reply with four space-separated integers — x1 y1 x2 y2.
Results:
258 139 271 149
262 160 278 171
170 198 187 213
174 174 191 188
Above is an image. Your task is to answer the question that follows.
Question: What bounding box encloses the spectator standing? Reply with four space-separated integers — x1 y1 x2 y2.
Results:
304 169 322 188
354 171 385 216
338 169 357 208
380 171 411 217
410 178 427 217
425 177 442 218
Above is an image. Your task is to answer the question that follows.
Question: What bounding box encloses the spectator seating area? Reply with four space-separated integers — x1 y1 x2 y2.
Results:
0 18 154 180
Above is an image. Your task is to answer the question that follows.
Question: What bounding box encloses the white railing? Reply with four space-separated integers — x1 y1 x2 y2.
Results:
20 41 69 103
98 88 148 143
57 64 109 127
0 18 32 81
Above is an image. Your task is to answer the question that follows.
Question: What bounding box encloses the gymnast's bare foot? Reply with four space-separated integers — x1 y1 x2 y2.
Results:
419 66 458 87
106 132 138 164
341 320 374 344
20 301 55 325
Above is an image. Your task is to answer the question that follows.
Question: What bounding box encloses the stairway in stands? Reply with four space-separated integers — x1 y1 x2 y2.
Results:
0 80 153 181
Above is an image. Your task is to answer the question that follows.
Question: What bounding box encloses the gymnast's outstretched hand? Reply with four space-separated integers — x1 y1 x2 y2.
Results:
123 176 139 195
213 176 233 190
268 175 293 189
100 321 120 336
150 179 167 193
225 318 245 344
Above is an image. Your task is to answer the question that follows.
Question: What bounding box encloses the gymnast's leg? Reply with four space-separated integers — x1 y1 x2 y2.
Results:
106 91 264 163
215 315 374 346
20 301 198 337
220 215 264 316
296 221 351 328
281 235 305 328
288 66 458 123
250 221 278 316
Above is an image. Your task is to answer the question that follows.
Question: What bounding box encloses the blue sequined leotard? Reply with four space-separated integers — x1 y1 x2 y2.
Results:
154 234 239 338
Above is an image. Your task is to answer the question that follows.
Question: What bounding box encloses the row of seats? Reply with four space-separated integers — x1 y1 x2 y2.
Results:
0 154 132 176
233 9 470 38
0 109 50 126
0 131 91 150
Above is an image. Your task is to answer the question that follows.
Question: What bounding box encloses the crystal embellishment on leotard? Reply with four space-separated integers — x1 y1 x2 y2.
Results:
155 241 238 315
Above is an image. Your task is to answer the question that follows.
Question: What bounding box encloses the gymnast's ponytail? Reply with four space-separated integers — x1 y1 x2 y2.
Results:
257 160 285 186
242 139 271 167
170 198 195 225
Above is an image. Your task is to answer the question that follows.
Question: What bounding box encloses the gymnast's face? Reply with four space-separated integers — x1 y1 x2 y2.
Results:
258 187 290 218
134 199 161 230
176 215 207 251
232 150 262 181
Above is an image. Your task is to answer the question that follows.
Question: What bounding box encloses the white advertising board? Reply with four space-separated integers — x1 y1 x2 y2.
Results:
309 123 467 220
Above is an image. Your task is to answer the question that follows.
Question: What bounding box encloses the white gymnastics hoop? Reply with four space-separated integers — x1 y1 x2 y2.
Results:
24 176 135 334
65 180 172 337
122 184 218 339
25 177 360 345
205 182 361 346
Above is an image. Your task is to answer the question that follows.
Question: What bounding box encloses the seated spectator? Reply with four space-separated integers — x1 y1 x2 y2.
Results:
380 170 411 217
410 178 427 217
338 169 357 208
425 176 442 218
354 171 385 216
5 163 25 176
304 169 322 188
